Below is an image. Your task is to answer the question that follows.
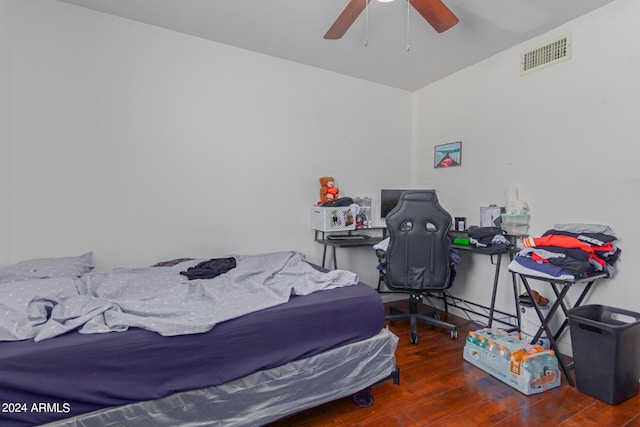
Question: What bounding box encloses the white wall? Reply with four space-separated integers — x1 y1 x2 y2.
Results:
8 0 412 287
413 0 640 351
8 0 640 352
0 0 10 266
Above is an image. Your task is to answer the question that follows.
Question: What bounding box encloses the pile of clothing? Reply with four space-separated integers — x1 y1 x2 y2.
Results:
468 226 510 251
508 224 620 280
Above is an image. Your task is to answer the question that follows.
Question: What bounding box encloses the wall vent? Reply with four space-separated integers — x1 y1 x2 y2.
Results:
520 33 572 75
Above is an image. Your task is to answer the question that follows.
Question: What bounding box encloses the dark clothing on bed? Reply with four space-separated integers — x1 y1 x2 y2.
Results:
180 257 237 280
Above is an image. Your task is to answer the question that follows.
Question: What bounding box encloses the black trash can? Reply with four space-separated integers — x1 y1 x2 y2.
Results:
568 304 640 405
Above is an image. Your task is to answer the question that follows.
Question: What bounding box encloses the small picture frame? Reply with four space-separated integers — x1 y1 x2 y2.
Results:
434 141 462 168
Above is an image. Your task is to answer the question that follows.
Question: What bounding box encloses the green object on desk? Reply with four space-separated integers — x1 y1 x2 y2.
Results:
453 237 470 246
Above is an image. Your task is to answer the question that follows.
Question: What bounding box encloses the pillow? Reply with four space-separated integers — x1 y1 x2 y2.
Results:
0 277 81 341
0 252 94 284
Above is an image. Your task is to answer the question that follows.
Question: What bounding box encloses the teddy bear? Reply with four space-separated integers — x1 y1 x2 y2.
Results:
319 176 339 204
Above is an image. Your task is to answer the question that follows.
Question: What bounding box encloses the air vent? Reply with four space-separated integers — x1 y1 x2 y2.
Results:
520 34 571 75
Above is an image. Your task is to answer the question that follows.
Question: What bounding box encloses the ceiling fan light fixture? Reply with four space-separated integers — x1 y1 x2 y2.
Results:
324 0 457 40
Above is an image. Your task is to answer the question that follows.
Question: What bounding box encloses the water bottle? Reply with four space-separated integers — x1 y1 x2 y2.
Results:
521 357 530 376
498 344 511 360
466 331 478 345
529 355 540 374
477 335 488 348
487 340 499 355
527 355 543 388
494 329 509 339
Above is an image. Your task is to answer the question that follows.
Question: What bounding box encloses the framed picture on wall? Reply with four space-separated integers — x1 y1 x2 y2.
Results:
434 141 462 168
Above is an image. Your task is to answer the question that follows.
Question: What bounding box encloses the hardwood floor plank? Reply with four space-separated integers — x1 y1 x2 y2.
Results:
493 395 585 426
399 376 510 424
556 396 640 427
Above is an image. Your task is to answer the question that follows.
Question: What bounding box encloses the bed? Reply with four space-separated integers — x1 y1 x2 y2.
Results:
0 251 399 427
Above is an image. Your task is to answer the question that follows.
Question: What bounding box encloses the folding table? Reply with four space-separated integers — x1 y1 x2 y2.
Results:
509 270 609 386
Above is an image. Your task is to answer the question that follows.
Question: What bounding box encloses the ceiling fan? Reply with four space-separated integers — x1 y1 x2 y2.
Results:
324 0 459 39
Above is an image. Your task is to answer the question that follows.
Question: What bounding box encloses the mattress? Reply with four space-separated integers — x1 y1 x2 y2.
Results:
0 282 385 427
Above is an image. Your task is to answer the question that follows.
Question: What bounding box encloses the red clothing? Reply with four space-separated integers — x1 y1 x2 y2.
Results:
522 235 610 267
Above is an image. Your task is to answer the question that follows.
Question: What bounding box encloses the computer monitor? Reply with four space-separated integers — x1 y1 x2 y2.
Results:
380 189 409 219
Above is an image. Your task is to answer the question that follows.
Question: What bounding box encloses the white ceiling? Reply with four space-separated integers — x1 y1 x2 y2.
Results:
57 0 616 91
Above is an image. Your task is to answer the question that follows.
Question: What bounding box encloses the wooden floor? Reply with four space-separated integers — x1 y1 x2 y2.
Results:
270 303 640 427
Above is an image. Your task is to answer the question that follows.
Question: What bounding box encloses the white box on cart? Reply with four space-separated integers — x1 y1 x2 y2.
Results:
310 205 357 232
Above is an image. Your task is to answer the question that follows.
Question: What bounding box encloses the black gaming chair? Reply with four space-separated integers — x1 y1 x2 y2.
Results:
382 190 457 344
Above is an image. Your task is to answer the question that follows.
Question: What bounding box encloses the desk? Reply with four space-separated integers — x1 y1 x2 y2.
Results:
316 228 522 330
510 270 609 386
314 227 387 269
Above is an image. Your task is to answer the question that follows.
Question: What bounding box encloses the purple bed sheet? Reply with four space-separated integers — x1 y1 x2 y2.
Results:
0 281 384 427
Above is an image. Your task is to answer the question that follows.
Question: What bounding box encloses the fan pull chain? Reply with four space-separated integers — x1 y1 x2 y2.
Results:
406 0 411 51
364 0 369 47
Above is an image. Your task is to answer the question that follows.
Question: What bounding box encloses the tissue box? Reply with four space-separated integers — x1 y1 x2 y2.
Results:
480 206 502 227
463 328 561 395
310 205 357 231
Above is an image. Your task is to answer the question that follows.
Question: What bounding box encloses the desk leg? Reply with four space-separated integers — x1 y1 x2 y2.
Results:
511 271 522 331
508 251 522 332
332 247 338 270
321 245 328 268
487 253 503 328
520 275 575 387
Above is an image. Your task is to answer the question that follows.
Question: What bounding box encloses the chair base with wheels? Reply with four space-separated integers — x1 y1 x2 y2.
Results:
385 292 457 344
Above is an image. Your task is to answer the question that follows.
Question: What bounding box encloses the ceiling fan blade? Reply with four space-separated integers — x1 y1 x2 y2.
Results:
409 0 459 33
324 0 372 40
